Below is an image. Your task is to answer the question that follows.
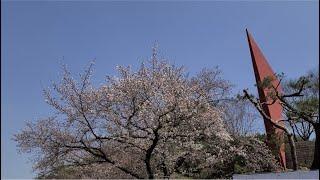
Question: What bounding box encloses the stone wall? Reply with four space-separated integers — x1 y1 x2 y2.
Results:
285 141 315 169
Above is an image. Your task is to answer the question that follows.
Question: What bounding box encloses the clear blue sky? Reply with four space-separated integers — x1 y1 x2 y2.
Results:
1 1 318 179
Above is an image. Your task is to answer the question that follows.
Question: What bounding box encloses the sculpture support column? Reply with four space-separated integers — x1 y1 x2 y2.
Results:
246 29 286 169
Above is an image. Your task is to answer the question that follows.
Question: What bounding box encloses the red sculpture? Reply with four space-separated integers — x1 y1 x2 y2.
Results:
246 29 286 169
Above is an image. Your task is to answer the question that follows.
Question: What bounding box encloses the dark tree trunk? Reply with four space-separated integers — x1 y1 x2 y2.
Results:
145 128 160 179
288 134 298 170
311 123 320 170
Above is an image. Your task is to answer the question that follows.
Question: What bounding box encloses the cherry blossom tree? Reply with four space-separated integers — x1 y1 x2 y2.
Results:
15 49 281 178
14 49 234 178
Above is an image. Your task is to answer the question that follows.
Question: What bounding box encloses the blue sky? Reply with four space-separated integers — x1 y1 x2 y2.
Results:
1 1 318 179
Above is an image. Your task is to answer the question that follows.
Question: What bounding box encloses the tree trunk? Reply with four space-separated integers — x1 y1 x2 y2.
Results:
311 123 320 170
145 129 160 179
288 134 298 170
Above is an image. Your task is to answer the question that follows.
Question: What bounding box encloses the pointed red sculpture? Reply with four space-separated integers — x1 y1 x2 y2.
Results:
246 29 286 169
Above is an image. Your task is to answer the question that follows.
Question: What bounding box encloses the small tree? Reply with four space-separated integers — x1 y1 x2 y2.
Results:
243 89 298 170
283 70 318 142
243 70 319 170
